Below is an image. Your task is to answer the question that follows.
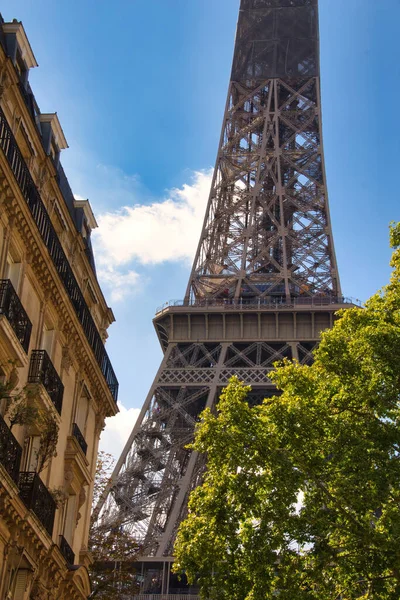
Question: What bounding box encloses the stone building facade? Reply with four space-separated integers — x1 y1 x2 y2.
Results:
0 16 119 600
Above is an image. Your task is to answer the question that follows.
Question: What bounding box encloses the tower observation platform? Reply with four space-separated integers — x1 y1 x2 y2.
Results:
94 1 356 596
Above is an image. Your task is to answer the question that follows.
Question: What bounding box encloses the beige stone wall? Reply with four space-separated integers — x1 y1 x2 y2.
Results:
0 18 118 600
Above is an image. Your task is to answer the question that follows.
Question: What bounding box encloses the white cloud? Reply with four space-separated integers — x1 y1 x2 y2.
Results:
294 490 304 514
99 402 141 459
91 169 212 301
65 155 142 214
96 267 140 303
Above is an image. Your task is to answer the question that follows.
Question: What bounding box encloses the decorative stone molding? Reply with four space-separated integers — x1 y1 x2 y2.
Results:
78 486 86 509
0 472 89 599
0 174 116 417
64 466 74 488
61 346 72 375
37 161 50 194
95 413 105 435
0 66 11 101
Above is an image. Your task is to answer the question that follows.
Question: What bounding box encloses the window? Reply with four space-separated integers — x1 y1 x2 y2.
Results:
25 435 41 472
49 137 59 163
8 568 31 600
63 494 77 545
5 258 22 292
15 52 26 80
75 384 90 434
15 121 35 162
52 201 68 236
42 326 55 359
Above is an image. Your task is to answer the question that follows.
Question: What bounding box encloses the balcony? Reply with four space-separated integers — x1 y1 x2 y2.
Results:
0 279 32 353
59 535 75 565
18 471 56 536
65 423 91 489
28 350 64 414
72 422 88 455
0 106 118 402
0 413 22 484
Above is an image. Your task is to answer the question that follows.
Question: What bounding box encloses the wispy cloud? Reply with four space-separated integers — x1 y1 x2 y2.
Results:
96 267 140 303
99 402 141 459
91 169 212 302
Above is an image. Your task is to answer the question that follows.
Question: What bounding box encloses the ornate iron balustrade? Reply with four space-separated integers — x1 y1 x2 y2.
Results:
72 422 88 455
59 535 75 565
0 413 22 484
0 107 118 402
28 350 64 414
18 471 56 536
0 279 32 352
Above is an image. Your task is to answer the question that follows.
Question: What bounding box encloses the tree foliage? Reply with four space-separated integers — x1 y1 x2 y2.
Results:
3 381 59 473
88 452 139 599
4 380 37 431
34 409 59 473
173 223 400 600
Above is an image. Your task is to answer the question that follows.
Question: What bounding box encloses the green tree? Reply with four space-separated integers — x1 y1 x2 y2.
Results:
3 381 59 473
88 452 139 599
173 223 400 600
34 409 59 473
4 380 37 431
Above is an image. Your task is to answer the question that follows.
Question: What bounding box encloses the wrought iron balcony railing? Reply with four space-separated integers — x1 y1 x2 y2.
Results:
18 471 56 536
0 412 22 484
72 422 88 455
59 535 75 565
0 279 32 353
28 350 64 414
0 106 118 402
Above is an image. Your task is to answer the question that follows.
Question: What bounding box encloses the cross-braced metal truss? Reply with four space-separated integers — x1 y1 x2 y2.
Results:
186 0 340 305
186 75 340 303
94 1 348 593
96 340 295 556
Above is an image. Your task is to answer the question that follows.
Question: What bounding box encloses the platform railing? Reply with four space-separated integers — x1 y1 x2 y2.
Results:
0 106 118 402
156 295 361 315
0 279 32 352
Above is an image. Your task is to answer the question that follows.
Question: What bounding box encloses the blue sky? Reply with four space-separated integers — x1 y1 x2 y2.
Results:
3 0 399 456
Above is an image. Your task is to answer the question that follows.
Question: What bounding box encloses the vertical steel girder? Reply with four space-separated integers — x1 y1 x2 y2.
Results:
186 0 340 303
97 339 303 556
95 0 346 589
185 79 340 302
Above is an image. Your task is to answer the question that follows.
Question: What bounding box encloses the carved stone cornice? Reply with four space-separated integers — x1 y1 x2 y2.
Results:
1 471 88 598
0 171 116 417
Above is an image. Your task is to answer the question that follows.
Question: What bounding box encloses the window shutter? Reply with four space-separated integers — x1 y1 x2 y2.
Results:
13 570 28 600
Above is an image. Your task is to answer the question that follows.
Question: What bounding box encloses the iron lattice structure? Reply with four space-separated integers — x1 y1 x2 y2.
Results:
186 0 340 304
95 1 352 596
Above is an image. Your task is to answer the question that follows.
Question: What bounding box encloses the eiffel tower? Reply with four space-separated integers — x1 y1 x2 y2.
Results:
96 1 354 596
